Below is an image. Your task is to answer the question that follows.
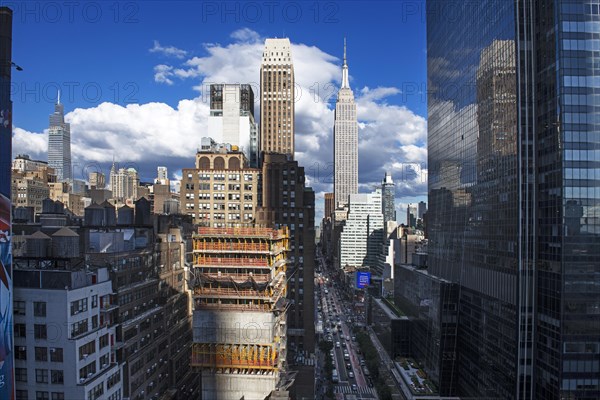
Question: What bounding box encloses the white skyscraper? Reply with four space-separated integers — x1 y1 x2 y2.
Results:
48 93 72 182
334 39 358 208
207 84 259 167
339 189 384 269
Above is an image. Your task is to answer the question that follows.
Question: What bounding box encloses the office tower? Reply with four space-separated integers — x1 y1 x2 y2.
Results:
48 93 72 182
11 171 50 214
260 38 295 157
417 200 427 220
190 226 289 399
208 84 259 167
256 153 316 355
393 263 459 394
334 39 359 207
88 172 105 189
11 155 56 215
0 7 14 399
406 203 417 228
324 192 334 220
427 1 600 399
381 172 396 226
181 139 260 227
109 162 139 201
339 189 384 269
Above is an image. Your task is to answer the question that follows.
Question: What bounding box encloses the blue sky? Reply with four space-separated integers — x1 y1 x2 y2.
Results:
6 0 429 223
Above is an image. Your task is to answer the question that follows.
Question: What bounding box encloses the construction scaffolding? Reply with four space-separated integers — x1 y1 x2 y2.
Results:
191 343 279 370
190 226 289 397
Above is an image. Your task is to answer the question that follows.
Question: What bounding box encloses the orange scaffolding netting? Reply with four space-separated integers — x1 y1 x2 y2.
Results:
193 256 269 267
191 343 278 370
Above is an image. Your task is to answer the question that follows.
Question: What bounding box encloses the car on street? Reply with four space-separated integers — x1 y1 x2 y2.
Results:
351 384 358 392
348 371 354 378
336 341 340 348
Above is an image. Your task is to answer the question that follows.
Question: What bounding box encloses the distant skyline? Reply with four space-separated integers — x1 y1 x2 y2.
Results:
7 1 428 223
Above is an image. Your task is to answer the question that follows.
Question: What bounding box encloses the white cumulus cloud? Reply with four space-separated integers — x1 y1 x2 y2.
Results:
149 40 188 59
16 28 428 222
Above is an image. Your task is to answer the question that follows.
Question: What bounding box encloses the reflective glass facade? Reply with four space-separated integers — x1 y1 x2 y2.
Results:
427 1 600 399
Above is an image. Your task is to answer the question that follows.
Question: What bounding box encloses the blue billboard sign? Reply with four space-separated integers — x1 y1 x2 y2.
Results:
356 271 371 288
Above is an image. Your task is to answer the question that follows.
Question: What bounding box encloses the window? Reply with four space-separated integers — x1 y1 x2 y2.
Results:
34 324 47 339
79 340 96 360
16 390 28 400
36 369 48 383
15 368 27 382
50 347 63 362
14 301 26 315
51 393 65 400
79 361 96 380
51 370 64 384
92 315 98 329
71 319 88 337
70 298 88 315
99 334 109 349
107 371 120 389
92 295 98 308
100 354 110 369
35 346 48 361
88 382 104 400
34 301 46 317
14 323 26 338
14 346 26 360
36 392 49 400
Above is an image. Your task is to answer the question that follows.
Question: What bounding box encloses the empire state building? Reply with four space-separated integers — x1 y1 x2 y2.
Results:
334 39 358 207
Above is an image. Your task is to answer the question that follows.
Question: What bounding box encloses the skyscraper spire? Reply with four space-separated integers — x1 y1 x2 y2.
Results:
57 89 60 104
341 37 350 89
343 37 347 66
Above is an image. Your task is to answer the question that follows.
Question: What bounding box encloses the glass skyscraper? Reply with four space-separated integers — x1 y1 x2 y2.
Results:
48 95 72 182
427 1 600 399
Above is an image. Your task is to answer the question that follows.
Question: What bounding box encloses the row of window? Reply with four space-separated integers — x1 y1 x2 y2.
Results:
190 173 255 181
15 368 63 384
16 391 64 400
14 346 63 362
14 301 46 317
14 323 47 339
193 213 254 220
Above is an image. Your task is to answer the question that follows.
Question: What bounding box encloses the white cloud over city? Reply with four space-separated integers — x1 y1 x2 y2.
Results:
13 28 427 222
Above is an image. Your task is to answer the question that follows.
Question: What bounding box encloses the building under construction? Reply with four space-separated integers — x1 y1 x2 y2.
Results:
190 227 289 400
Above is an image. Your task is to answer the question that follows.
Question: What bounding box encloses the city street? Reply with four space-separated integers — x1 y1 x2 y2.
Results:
315 252 378 400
